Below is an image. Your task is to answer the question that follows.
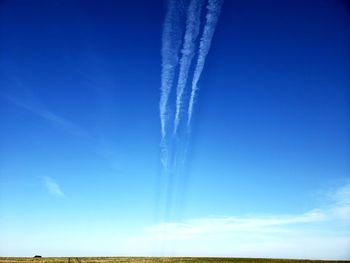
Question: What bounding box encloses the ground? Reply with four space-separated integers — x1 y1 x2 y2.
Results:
0 258 349 263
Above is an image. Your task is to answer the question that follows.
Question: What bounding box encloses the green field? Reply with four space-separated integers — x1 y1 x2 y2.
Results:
0 258 349 263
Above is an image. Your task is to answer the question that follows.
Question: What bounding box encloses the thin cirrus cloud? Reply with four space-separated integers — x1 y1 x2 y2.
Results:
2 91 125 174
42 176 64 197
133 183 350 259
1 93 90 139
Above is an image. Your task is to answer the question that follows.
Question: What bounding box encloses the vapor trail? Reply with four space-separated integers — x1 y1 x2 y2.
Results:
173 0 204 135
159 0 184 167
187 0 223 127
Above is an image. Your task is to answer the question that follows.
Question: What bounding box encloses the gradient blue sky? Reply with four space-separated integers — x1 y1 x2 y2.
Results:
0 0 350 259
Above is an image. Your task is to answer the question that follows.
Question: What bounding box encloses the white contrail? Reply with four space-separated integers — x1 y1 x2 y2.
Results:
159 0 185 168
187 0 223 127
173 0 204 135
160 0 184 141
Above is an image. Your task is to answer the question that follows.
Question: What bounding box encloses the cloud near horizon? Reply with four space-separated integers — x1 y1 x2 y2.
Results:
132 183 350 259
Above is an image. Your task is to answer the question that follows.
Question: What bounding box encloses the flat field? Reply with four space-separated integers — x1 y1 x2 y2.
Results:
0 258 349 263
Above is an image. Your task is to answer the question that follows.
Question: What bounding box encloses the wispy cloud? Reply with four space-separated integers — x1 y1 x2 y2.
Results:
140 211 328 241
326 182 350 220
42 176 64 197
134 184 350 259
173 0 204 135
187 0 223 127
1 93 90 139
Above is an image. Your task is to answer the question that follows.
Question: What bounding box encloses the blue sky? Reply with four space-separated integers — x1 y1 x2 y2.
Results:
0 0 349 259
